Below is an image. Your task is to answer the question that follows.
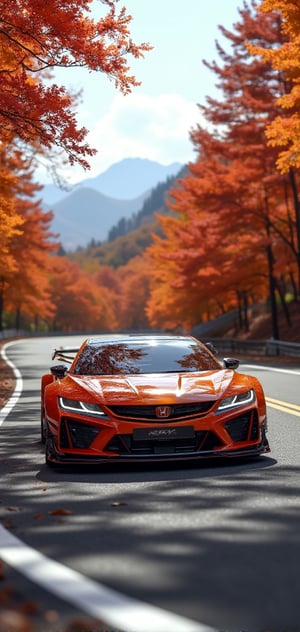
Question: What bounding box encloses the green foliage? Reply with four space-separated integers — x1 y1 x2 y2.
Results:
107 169 186 242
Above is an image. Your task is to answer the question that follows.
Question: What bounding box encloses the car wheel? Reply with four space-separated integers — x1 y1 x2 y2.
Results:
45 433 58 468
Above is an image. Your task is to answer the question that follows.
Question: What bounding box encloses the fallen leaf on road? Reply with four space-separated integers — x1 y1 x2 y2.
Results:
44 609 59 623
20 600 38 615
0 609 34 632
49 508 74 515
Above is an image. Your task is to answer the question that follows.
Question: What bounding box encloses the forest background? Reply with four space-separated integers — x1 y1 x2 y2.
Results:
1 0 300 341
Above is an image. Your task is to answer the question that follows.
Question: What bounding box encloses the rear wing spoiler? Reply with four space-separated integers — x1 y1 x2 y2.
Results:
51 347 79 364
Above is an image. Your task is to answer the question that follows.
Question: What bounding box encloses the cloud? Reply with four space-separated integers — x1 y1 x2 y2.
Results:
38 92 202 184
84 92 201 176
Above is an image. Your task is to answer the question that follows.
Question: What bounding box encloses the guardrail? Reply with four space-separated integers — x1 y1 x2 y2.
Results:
1 328 300 358
205 337 300 358
0 329 23 340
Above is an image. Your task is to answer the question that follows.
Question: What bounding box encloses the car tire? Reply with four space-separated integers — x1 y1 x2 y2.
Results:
45 432 58 468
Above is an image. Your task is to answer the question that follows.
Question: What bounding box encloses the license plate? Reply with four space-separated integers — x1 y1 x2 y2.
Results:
133 426 195 442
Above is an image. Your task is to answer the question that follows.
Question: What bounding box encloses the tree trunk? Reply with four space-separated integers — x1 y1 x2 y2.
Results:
267 243 279 340
242 291 249 332
275 280 291 326
288 168 300 299
236 291 243 331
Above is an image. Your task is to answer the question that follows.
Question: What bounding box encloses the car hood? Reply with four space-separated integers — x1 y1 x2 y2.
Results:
66 370 249 404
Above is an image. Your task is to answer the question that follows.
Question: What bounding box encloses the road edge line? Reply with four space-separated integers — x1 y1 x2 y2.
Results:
0 340 23 426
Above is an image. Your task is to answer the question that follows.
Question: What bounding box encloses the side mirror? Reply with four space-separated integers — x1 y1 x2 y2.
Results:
223 357 240 370
50 364 68 378
205 342 218 355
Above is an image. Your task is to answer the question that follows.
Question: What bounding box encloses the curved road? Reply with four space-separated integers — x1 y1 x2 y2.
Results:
0 335 300 632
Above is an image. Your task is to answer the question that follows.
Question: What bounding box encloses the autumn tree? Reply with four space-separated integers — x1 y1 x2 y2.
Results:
188 0 295 336
0 145 24 327
4 204 58 330
91 265 123 328
146 164 270 332
146 0 298 337
252 0 300 173
117 256 152 330
0 0 151 333
249 0 300 299
0 0 151 169
48 256 119 331
1 148 58 329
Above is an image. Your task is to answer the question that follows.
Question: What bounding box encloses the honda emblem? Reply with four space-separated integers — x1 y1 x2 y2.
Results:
155 405 172 419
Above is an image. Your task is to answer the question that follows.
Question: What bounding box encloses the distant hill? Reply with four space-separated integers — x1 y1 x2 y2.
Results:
72 166 188 266
79 158 183 200
50 188 147 251
107 167 187 242
41 158 183 205
41 158 184 249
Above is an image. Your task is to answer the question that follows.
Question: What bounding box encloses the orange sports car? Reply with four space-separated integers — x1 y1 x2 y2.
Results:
41 334 270 466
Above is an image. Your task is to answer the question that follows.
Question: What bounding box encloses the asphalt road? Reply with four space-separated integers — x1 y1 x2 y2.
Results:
0 335 300 632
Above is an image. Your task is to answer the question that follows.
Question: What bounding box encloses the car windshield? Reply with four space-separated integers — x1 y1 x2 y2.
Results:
73 338 221 375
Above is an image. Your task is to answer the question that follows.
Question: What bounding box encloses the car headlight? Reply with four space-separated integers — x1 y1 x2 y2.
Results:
59 397 108 417
215 389 255 413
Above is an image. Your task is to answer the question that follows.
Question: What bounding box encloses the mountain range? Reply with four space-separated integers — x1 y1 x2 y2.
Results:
41 158 183 249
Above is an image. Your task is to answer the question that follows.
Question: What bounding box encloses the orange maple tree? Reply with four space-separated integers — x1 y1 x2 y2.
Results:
1 150 58 329
0 145 24 275
0 0 151 168
146 159 270 331
48 255 119 331
251 0 300 173
117 256 152 330
146 0 299 336
0 0 152 332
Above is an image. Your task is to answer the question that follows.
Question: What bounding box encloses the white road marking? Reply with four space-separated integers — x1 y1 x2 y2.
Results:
0 340 216 632
0 341 23 426
241 363 300 376
0 525 214 632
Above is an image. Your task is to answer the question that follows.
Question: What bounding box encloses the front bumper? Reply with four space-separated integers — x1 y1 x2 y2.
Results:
45 399 269 466
46 432 270 466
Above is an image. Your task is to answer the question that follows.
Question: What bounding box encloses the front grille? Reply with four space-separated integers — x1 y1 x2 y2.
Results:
60 419 70 448
60 418 100 449
225 411 258 443
250 412 259 440
105 430 223 456
108 402 214 422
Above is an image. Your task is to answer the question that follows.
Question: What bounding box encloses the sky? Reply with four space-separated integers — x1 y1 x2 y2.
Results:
41 0 243 184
